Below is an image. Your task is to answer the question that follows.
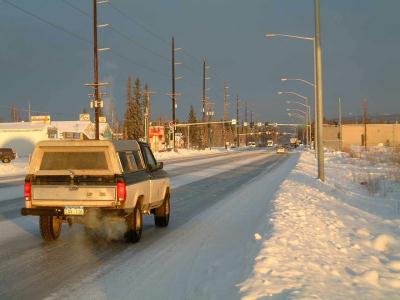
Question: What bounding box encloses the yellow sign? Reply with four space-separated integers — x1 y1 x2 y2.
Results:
31 115 51 124
79 113 90 121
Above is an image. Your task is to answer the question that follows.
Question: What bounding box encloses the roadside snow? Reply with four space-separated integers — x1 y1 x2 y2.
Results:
239 151 400 299
0 158 28 179
154 148 228 160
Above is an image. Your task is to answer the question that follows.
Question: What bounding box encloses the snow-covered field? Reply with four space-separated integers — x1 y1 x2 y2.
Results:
240 151 400 299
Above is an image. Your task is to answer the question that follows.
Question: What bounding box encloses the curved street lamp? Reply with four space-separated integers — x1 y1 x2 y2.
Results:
281 77 315 87
266 31 319 166
287 108 306 115
265 33 314 41
278 91 308 101
278 91 310 146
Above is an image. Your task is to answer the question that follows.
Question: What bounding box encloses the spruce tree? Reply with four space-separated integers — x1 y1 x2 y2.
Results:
124 76 146 140
124 76 135 139
133 77 144 138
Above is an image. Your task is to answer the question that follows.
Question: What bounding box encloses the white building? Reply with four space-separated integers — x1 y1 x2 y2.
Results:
0 118 113 157
0 122 49 156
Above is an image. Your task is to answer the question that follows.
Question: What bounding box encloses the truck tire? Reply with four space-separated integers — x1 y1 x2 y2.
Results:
125 202 142 243
2 158 10 163
154 192 170 227
39 216 62 241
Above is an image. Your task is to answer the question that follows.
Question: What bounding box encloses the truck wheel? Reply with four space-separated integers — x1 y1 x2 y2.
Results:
39 216 62 241
125 202 142 243
154 192 170 227
2 158 10 163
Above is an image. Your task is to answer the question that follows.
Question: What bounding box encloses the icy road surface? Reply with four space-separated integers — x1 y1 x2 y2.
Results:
0 150 297 300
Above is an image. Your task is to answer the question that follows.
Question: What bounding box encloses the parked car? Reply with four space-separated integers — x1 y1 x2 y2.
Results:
21 140 170 243
248 142 256 148
0 148 16 163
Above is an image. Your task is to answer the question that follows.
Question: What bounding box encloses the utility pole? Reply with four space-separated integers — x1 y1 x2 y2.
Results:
223 81 229 149
236 95 240 147
314 0 325 181
338 97 342 152
93 0 100 140
363 98 368 151
85 0 110 140
250 111 253 143
201 59 209 149
171 36 176 151
244 101 248 146
28 99 31 121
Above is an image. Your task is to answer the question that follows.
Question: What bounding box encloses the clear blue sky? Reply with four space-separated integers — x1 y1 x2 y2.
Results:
1 0 400 124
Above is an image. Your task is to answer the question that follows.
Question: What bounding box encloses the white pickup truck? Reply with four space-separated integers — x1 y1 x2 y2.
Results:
21 140 170 243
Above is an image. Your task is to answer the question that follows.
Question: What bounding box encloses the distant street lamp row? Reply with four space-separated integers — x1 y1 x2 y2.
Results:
264 0 325 181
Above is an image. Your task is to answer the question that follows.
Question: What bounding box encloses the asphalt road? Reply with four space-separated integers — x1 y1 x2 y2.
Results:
0 150 295 300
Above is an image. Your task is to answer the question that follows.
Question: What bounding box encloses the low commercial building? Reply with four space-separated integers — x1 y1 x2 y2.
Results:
0 116 113 156
323 123 400 152
0 122 49 157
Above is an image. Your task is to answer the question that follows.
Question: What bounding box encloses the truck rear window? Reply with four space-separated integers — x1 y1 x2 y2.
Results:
40 152 108 170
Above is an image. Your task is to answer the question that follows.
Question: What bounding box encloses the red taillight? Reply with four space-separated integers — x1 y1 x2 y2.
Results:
24 182 32 201
117 182 126 201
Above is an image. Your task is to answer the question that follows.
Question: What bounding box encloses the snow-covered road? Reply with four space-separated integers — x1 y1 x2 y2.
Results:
0 150 295 299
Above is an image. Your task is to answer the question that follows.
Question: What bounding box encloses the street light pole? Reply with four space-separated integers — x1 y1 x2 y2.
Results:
171 37 177 151
338 97 342 152
236 95 240 147
266 32 318 154
287 100 312 150
314 0 325 181
278 91 310 147
287 108 307 144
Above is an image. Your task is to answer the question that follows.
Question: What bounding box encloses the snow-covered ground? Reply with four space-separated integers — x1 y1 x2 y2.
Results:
2 148 400 299
0 157 28 179
154 147 228 160
239 151 400 299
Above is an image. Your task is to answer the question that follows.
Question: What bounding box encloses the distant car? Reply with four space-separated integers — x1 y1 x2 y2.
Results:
276 146 286 154
0 148 16 163
248 142 256 148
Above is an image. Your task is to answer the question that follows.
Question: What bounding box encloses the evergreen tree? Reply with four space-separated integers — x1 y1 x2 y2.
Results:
133 77 144 138
187 105 200 147
124 76 144 140
124 76 134 139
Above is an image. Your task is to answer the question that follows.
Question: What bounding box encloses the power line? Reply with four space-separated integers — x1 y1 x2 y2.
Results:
108 2 169 45
2 0 90 45
61 0 90 18
3 0 169 78
109 27 170 62
107 2 225 90
61 0 171 63
0 104 80 117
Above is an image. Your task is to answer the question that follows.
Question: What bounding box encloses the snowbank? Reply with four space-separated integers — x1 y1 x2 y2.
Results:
154 148 227 160
239 151 400 299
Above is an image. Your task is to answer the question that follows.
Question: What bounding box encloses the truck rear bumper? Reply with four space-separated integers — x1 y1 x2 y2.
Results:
21 207 128 217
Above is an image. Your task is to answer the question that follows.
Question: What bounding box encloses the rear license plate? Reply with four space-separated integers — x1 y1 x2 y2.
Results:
64 206 84 215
